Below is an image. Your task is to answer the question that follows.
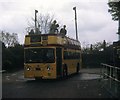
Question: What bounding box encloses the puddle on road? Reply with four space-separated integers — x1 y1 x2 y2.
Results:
19 73 102 81
79 73 102 80
15 72 102 81
17 75 35 81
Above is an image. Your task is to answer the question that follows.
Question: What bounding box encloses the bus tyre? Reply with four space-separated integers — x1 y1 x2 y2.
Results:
35 77 41 80
35 78 39 80
76 63 80 73
63 65 67 77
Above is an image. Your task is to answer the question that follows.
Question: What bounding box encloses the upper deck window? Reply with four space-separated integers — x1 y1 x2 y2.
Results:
42 36 48 40
30 35 41 42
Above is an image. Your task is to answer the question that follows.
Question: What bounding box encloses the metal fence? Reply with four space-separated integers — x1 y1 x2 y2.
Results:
100 63 120 98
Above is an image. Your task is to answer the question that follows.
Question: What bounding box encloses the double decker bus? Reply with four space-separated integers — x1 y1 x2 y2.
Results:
24 33 81 79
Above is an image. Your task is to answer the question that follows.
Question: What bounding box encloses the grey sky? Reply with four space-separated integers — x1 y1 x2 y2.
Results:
0 0 118 46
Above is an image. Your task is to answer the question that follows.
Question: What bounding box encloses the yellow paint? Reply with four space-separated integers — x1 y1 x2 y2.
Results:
24 63 57 79
24 34 82 79
25 37 30 45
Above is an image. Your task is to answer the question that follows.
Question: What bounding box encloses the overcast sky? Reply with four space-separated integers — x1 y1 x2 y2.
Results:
0 0 119 46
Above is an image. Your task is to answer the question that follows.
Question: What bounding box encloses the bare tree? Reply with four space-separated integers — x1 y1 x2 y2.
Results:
82 41 112 54
92 41 111 51
108 1 120 39
27 13 54 34
1 31 19 47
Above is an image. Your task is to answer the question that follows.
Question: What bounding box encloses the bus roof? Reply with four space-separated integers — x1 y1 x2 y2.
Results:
24 34 81 49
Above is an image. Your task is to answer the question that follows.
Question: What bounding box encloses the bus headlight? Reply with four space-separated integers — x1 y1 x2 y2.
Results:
47 66 51 71
26 67 30 71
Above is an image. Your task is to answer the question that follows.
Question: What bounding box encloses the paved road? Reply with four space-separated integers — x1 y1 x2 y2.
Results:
2 68 113 98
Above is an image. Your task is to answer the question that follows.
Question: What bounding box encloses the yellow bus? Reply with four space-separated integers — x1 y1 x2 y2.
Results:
24 34 82 79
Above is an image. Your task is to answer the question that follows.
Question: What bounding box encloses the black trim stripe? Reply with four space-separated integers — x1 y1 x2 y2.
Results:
24 44 81 50
25 34 80 42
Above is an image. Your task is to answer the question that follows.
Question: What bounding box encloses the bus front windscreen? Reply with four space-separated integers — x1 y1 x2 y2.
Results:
25 48 55 63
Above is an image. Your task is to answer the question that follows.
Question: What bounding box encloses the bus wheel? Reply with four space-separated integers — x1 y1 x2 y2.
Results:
63 65 67 77
76 63 80 73
35 77 42 80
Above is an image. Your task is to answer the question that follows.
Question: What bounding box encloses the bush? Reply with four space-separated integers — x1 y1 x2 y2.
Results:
2 43 24 71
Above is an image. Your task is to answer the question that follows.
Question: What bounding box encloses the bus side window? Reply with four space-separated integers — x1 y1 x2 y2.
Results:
64 51 67 59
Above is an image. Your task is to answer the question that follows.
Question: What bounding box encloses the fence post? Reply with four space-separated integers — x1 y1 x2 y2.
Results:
100 63 120 97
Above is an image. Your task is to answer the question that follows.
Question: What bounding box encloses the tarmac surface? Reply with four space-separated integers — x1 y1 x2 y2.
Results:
2 68 116 99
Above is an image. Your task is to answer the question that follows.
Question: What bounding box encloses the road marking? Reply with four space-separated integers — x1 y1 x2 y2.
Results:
11 74 16 76
6 76 9 78
17 86 24 89
6 77 10 80
0 70 6 73
16 79 26 82
77 84 80 88
98 93 102 96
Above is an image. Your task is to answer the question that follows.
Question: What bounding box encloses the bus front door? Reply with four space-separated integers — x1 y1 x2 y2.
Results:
56 48 62 78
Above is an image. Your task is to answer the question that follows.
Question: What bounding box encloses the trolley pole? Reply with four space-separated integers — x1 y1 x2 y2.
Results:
35 10 38 33
73 7 78 41
118 4 120 41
